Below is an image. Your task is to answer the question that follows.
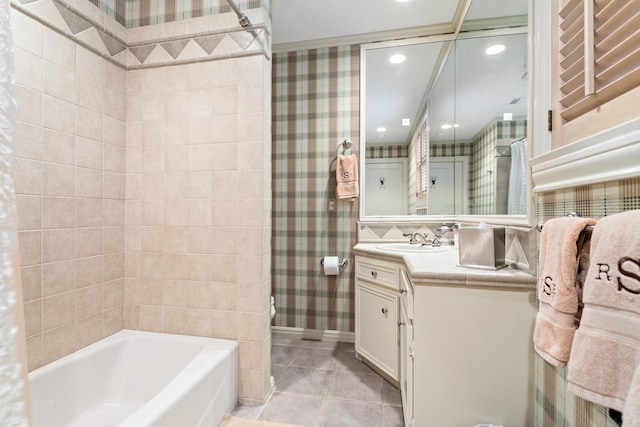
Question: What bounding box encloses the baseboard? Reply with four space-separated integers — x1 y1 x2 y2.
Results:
271 326 355 343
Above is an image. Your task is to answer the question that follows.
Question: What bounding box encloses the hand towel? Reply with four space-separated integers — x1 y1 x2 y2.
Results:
533 216 596 367
568 210 640 412
623 365 640 427
336 154 359 201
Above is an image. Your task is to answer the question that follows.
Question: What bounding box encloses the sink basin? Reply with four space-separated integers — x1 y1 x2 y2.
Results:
376 243 447 253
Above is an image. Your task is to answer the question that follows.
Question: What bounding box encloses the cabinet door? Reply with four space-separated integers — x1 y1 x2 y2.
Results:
552 0 640 147
400 301 413 427
355 281 399 381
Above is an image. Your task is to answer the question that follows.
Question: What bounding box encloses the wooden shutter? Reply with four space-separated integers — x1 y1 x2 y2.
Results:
416 121 428 201
557 0 640 123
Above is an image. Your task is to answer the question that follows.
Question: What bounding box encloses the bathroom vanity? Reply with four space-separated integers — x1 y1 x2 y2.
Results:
354 244 536 427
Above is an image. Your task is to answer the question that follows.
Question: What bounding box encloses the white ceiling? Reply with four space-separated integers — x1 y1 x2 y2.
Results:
271 0 529 146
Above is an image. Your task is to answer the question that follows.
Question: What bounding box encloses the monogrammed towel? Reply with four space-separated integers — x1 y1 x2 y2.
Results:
568 210 640 412
336 154 359 201
533 216 596 367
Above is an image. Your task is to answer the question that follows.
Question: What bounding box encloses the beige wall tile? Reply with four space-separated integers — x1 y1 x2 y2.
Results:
142 121 166 147
164 253 187 280
239 368 266 402
23 300 42 337
212 86 238 115
210 255 237 283
15 47 43 92
76 106 103 140
104 89 126 121
75 136 103 169
26 334 44 371
43 28 76 71
125 251 141 277
42 260 76 297
21 265 42 302
76 284 102 318
76 76 103 113
141 253 164 279
141 226 163 252
238 83 264 114
126 69 142 96
185 308 212 337
126 147 143 174
163 280 188 307
139 305 163 332
42 229 75 263
103 306 123 336
76 198 103 227
42 197 75 229
76 167 103 198
141 200 164 225
104 116 126 147
104 61 126 94
187 280 213 309
16 195 42 230
211 143 237 171
104 252 124 282
163 200 188 226
210 114 238 143
187 226 213 254
142 146 165 173
14 121 43 161
211 310 237 340
75 228 102 258
43 162 75 197
141 95 165 122
75 256 103 289
43 129 75 165
210 282 236 311
15 86 43 126
103 226 124 254
13 158 43 195
44 61 76 104
19 231 42 266
42 323 76 365
43 96 75 134
163 226 188 253
76 46 104 84
239 340 264 370
164 146 188 172
42 292 75 330
103 199 125 226
75 313 103 350
125 174 142 200
103 279 124 309
104 145 126 173
187 254 213 281
187 118 213 145
104 172 125 199
141 174 164 199
125 200 141 225
124 303 140 329
11 10 43 56
163 307 187 334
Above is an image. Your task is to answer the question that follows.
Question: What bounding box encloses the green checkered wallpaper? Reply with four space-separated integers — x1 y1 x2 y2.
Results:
533 177 640 427
272 46 360 332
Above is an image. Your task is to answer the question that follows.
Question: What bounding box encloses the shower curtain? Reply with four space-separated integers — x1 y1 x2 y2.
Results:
0 2 29 425
507 139 526 215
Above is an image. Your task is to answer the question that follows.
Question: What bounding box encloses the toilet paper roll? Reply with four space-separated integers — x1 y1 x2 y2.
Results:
323 256 340 275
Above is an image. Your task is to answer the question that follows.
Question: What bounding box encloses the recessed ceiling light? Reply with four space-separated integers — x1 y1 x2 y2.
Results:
377 127 387 132
389 54 406 64
396 0 410 2
402 118 410 126
441 124 452 130
485 44 506 55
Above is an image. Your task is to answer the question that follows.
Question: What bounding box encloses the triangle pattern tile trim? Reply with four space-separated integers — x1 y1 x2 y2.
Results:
193 34 225 55
130 44 156 64
53 2 92 34
97 29 127 56
17 0 39 5
160 39 190 59
230 29 260 51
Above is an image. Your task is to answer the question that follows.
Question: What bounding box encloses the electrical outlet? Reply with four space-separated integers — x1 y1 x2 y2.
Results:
328 199 336 212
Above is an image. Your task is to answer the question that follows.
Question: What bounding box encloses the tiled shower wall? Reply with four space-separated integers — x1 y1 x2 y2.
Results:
533 178 640 427
124 54 272 404
12 0 273 404
272 46 360 333
12 8 127 371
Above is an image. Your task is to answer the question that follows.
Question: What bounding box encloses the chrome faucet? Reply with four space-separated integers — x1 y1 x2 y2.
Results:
403 232 438 246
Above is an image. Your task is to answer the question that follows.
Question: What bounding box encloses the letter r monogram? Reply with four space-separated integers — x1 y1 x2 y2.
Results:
595 263 611 281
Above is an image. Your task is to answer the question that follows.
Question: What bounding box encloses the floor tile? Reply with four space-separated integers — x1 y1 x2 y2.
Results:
328 370 384 404
381 380 402 406
317 398 382 427
335 350 377 375
271 364 288 387
291 347 338 370
381 404 404 427
277 366 333 396
230 402 263 419
258 391 322 426
272 344 299 365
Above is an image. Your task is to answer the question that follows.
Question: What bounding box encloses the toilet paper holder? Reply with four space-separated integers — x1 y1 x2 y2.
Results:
320 257 349 269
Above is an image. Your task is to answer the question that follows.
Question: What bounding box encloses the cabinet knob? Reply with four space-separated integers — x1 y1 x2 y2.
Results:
398 321 406 326
381 307 388 315
371 270 378 279
400 288 407 294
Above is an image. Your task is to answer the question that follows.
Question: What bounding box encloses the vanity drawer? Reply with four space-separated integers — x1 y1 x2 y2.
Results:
356 258 400 291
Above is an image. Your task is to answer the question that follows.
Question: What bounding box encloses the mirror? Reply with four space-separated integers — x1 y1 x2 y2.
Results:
361 2 529 221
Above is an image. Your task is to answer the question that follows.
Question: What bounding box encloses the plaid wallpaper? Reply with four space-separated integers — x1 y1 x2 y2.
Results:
272 46 360 332
81 0 263 27
533 177 640 427
366 145 408 159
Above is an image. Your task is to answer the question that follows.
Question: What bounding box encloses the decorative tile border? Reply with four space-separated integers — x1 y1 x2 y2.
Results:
11 0 269 71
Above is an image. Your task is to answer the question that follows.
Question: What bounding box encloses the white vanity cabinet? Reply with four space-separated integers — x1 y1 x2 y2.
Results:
355 256 402 383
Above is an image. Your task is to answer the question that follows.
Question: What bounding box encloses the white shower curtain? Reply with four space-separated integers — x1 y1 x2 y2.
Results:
0 1 29 425
507 139 527 215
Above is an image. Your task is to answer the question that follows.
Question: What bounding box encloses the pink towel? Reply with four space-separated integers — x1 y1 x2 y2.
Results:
568 210 640 412
533 216 596 367
624 366 640 427
336 154 359 201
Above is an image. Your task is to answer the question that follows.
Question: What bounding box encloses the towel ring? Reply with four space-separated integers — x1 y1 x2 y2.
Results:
537 212 594 232
336 139 357 156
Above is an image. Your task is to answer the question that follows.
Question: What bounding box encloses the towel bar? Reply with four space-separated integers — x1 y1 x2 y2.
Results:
336 139 357 156
536 212 595 232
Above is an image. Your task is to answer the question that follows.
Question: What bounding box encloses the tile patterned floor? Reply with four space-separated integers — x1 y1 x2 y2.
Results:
230 336 404 427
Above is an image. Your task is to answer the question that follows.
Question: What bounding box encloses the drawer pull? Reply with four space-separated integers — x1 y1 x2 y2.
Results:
398 321 406 326
381 307 388 314
400 288 407 294
371 270 378 279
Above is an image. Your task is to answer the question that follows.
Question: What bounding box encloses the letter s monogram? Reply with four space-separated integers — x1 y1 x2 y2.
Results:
617 257 640 295
543 276 554 296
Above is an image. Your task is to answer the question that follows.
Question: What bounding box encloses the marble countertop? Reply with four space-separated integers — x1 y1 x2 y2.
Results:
354 243 537 290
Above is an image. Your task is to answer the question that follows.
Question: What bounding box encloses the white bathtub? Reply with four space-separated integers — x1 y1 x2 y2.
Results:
29 330 238 427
